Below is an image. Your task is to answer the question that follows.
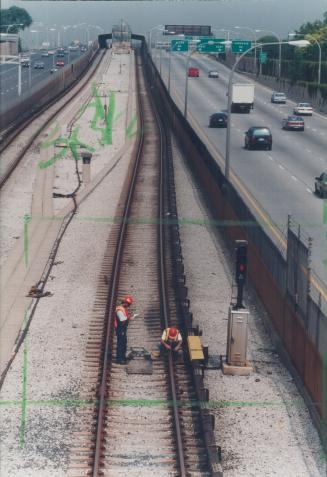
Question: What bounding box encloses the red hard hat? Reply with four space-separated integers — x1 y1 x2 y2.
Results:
123 296 133 305
168 327 178 339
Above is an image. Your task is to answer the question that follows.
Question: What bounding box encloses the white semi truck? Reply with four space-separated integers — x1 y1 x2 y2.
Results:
231 83 255 113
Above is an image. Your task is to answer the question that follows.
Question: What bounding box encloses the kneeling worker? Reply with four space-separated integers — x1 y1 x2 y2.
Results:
115 296 138 364
160 326 183 358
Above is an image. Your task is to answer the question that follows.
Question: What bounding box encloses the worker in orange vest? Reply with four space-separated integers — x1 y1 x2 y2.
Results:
115 296 138 364
159 326 183 359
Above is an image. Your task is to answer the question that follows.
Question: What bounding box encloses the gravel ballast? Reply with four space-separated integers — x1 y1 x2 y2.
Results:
0 52 136 476
172 140 326 476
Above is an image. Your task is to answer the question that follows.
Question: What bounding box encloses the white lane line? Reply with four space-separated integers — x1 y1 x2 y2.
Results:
268 155 273 160
291 175 298 182
279 164 285 170
307 188 313 194
306 149 312 153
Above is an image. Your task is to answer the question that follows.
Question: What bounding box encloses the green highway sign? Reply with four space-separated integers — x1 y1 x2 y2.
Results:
232 40 252 53
197 38 226 53
259 52 268 64
171 39 189 52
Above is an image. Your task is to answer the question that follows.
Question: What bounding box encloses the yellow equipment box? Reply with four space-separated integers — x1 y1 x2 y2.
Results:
187 335 204 361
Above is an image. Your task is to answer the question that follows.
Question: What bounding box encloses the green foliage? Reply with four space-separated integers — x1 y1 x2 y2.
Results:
0 6 32 32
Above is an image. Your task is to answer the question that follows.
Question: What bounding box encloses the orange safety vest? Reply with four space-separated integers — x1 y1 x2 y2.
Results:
114 305 129 328
162 327 179 343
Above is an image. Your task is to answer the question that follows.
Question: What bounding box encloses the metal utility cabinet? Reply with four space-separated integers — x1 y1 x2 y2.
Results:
226 307 249 366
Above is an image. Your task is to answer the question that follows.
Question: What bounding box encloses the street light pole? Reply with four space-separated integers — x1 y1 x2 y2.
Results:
289 32 321 85
225 39 310 181
255 29 281 78
18 53 22 96
235 26 257 74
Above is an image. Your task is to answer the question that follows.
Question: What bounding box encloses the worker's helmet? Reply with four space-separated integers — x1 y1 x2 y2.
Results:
168 327 178 339
123 296 133 306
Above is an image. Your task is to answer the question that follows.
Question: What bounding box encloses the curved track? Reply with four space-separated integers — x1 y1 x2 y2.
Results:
67 50 221 477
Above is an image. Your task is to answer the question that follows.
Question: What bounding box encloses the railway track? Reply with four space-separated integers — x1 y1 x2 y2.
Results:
67 49 222 477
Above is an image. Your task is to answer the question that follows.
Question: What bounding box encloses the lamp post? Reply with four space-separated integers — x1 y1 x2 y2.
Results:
4 23 24 33
184 40 201 118
30 30 40 49
148 25 164 60
234 26 257 74
255 29 281 78
225 39 310 181
289 32 321 85
212 27 234 41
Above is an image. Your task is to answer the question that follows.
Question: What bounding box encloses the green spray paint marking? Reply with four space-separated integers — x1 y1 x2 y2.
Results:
0 397 310 409
19 309 29 448
23 214 31 268
39 126 95 169
126 114 138 138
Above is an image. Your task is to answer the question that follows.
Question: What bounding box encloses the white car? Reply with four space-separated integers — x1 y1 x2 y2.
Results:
271 92 286 103
208 70 219 78
293 102 313 116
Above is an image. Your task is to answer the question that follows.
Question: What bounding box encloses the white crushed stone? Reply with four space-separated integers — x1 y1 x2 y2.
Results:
172 140 326 476
0 52 135 476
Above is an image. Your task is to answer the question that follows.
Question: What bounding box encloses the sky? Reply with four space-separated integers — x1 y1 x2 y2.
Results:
3 0 327 44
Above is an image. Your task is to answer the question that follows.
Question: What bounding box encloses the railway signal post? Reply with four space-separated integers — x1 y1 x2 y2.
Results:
222 240 253 375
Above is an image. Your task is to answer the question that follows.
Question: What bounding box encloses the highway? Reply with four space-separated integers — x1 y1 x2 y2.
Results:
0 49 83 112
159 51 327 285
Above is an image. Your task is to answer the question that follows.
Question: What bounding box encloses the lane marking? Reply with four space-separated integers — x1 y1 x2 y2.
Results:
278 164 285 170
306 188 313 194
291 175 298 181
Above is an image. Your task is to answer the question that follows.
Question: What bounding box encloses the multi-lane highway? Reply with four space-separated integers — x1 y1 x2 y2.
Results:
157 51 327 284
0 49 83 112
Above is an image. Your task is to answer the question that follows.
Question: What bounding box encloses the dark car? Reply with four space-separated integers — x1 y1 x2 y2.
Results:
282 115 305 131
315 172 327 198
50 67 59 74
56 52 65 57
209 112 227 128
244 127 272 150
34 61 45 69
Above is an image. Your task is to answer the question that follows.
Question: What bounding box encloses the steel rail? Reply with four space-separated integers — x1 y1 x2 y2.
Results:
154 69 187 477
91 53 145 477
92 48 188 477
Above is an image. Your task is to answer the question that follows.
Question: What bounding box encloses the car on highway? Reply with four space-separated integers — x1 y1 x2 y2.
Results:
41 51 49 57
50 67 59 74
209 112 227 128
314 172 327 198
21 58 30 67
188 67 199 77
34 61 45 69
244 127 272 150
80 46 87 52
271 92 287 104
56 60 65 67
48 50 55 55
282 115 305 131
208 70 219 78
293 102 313 116
57 52 65 57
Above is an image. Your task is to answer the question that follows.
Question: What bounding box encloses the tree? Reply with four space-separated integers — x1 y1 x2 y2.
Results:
0 6 32 33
